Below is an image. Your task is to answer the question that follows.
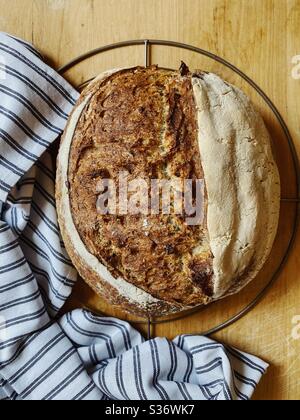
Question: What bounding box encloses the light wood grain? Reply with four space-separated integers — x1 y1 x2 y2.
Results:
1 0 300 400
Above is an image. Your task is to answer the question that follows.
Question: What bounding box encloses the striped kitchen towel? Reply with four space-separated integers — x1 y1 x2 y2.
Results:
0 32 268 400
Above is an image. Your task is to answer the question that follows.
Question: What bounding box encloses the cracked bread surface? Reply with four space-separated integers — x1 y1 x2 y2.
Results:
68 67 213 309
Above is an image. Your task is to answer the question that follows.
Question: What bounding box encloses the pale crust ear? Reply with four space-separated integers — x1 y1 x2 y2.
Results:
192 73 280 299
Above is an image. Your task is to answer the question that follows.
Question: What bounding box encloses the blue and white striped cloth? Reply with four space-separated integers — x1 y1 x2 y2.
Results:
0 32 268 400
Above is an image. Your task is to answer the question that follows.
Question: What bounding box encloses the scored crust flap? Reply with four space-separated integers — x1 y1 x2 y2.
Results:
192 72 280 298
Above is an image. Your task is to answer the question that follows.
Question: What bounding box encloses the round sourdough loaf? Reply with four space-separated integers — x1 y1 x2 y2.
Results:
56 65 280 317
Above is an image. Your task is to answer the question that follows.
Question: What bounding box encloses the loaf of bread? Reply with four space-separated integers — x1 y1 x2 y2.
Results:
56 65 280 317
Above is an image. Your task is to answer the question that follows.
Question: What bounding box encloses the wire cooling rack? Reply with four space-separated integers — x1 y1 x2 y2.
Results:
58 40 300 339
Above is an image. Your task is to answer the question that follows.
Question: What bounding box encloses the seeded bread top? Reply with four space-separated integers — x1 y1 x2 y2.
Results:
68 66 214 308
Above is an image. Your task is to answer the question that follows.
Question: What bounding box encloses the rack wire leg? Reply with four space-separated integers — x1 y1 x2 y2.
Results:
144 40 151 67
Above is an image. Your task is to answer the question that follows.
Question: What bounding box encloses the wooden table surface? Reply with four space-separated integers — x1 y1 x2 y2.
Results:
1 0 300 400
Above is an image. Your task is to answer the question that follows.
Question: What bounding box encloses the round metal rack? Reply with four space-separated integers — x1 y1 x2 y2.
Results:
58 40 300 339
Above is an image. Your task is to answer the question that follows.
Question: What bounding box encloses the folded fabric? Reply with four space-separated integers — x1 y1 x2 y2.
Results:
0 32 268 400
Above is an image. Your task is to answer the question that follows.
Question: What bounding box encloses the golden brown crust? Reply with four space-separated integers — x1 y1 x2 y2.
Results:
67 66 213 310
56 70 186 318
